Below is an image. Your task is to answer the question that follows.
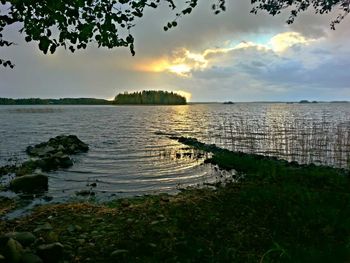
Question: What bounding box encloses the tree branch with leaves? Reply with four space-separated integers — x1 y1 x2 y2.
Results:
1 0 349 68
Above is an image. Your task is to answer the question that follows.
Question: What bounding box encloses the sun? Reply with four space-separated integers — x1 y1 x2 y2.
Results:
168 64 191 76
135 57 193 77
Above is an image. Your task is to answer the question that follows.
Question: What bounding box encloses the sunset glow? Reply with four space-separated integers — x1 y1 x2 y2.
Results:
168 64 191 76
175 90 192 102
134 32 317 82
3 1 348 103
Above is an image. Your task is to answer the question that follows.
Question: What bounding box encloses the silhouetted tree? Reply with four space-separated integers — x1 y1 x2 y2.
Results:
0 97 112 105
114 90 186 105
1 0 349 67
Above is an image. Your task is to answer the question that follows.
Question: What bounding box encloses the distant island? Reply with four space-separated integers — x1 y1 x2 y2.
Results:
299 100 318 104
0 98 112 105
223 101 234 105
113 90 187 105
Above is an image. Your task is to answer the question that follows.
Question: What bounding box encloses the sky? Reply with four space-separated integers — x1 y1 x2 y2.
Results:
0 0 350 102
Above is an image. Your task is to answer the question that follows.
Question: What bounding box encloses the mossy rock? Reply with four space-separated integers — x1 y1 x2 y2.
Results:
26 135 89 157
9 174 48 194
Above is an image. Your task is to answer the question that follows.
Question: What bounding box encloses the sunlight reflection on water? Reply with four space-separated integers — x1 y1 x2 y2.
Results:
0 103 349 201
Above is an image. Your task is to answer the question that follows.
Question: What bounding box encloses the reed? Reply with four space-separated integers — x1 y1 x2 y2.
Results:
208 113 350 168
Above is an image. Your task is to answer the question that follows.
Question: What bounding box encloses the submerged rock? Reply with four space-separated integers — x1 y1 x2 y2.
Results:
6 135 89 196
75 190 95 197
26 135 89 157
9 174 48 194
17 135 87 174
0 164 17 176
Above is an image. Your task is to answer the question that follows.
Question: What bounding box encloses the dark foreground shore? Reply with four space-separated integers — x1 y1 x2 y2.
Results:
1 137 350 263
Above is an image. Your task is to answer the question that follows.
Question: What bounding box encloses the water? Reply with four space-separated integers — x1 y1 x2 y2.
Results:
0 103 349 203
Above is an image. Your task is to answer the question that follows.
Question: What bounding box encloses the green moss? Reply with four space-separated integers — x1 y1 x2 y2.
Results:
0 197 17 217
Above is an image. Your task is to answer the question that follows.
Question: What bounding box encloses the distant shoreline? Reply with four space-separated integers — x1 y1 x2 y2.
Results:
0 98 113 105
0 98 348 105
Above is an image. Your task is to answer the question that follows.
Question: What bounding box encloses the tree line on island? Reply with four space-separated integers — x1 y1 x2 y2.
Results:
0 98 112 105
114 90 186 105
0 91 187 105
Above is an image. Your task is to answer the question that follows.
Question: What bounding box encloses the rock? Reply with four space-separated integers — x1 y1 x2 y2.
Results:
16 160 38 176
9 174 48 194
52 151 64 159
110 249 129 257
37 243 64 263
0 164 17 176
121 199 130 207
75 190 95 196
0 235 10 247
0 254 5 263
34 237 45 246
46 231 59 243
38 146 56 157
57 145 65 151
69 145 77 153
25 146 36 156
57 155 73 168
19 135 88 176
34 223 53 233
4 238 23 263
4 232 36 246
21 253 43 263
26 145 55 158
66 224 81 232
43 196 53 202
34 155 72 171
160 195 170 202
27 135 89 157
37 157 60 171
77 239 85 245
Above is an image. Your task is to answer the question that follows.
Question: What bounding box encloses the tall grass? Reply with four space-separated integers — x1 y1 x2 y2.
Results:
207 113 350 169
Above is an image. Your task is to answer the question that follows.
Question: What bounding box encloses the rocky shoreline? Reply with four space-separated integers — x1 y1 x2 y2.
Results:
1 135 89 195
1 137 350 262
0 230 64 263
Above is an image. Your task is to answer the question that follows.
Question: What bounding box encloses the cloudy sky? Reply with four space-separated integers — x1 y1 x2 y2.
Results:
1 0 349 102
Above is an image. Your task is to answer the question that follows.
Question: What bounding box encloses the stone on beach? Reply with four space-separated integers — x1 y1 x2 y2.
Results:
9 174 48 194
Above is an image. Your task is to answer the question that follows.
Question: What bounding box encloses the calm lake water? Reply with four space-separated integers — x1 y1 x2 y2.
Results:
0 103 349 203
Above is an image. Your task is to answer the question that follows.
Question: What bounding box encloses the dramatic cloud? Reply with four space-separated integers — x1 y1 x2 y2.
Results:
0 0 349 101
134 32 317 77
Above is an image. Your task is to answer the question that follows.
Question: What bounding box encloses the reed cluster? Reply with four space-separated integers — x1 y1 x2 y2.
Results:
206 113 350 168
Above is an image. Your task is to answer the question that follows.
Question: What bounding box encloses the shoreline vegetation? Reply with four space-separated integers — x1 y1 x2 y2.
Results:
1 136 350 262
0 97 349 106
114 91 186 105
0 91 187 106
0 98 113 105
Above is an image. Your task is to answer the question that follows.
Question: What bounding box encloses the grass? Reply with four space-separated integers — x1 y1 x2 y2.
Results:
209 113 350 169
1 137 350 262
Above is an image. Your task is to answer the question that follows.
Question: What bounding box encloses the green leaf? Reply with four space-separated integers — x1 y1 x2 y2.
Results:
38 36 51 54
